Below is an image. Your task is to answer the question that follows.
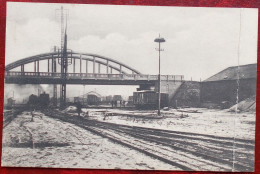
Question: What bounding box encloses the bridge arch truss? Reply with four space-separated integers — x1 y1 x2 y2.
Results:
5 51 141 75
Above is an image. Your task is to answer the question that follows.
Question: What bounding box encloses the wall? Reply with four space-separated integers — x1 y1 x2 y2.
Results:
200 78 256 105
171 81 201 108
154 80 183 106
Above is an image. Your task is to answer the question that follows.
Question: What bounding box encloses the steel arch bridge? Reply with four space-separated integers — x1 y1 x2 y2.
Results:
5 51 183 85
5 51 141 74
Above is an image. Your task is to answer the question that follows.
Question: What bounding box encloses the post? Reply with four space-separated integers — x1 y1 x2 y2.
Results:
53 47 57 107
154 35 165 116
53 58 57 107
60 30 68 109
158 42 161 116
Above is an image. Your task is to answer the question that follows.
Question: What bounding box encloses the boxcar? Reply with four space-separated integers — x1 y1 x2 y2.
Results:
87 94 101 105
133 91 169 109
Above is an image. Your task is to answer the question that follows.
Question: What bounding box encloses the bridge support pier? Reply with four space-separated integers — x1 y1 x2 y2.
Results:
154 80 183 107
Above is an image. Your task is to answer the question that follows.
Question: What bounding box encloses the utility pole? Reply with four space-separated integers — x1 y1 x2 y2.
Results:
56 6 69 109
154 34 166 116
53 46 57 107
60 30 68 109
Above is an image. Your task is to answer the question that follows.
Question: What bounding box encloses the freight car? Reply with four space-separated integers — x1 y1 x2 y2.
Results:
133 91 169 109
87 94 101 105
74 91 101 106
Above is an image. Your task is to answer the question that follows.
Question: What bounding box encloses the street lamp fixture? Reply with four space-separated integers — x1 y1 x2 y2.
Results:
154 34 165 116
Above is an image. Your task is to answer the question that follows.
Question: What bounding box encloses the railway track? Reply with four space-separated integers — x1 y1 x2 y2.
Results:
92 123 254 171
3 108 25 128
43 109 254 171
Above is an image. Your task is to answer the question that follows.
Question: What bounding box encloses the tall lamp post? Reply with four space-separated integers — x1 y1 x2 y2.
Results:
154 35 165 116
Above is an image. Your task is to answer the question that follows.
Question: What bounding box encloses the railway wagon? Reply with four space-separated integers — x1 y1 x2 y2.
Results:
133 91 169 109
113 95 122 101
74 97 88 106
87 94 101 105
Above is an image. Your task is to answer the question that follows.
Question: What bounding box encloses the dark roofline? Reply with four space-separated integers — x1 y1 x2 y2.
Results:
202 77 256 83
227 63 257 69
204 63 257 82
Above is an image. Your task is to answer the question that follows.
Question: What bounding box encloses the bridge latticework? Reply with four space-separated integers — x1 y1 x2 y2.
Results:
5 51 141 75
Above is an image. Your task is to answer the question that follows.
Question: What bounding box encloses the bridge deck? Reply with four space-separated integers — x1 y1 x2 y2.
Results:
5 72 184 85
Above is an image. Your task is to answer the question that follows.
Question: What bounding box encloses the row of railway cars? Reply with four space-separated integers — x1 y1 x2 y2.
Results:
26 90 168 109
74 93 124 106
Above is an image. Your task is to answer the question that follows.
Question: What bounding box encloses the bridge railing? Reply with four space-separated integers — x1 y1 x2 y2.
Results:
5 71 184 81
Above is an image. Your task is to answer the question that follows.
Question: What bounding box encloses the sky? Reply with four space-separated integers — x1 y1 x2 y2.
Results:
4 2 258 100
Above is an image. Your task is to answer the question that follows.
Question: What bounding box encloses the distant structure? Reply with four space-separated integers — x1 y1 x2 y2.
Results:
200 63 257 108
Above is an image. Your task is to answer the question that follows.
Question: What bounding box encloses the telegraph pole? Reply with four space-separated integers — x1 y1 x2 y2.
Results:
60 30 68 109
53 46 57 107
56 6 69 109
154 35 165 116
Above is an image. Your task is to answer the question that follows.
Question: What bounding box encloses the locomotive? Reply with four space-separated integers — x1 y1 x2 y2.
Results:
28 92 50 109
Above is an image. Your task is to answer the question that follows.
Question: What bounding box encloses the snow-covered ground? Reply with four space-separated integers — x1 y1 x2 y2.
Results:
1 107 255 170
80 108 256 140
1 111 177 169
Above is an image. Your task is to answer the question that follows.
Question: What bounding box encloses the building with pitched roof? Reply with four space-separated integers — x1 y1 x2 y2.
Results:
200 63 257 107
